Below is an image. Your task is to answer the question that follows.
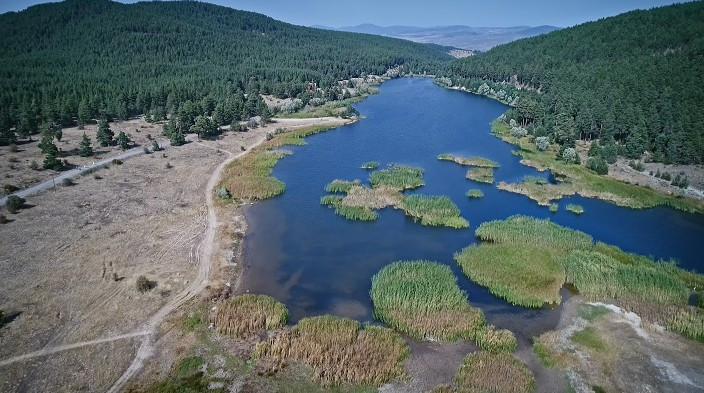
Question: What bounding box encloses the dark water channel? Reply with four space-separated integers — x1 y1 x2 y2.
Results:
239 77 704 344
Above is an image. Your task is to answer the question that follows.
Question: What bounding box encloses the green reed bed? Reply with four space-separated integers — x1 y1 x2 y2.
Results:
455 244 566 307
497 178 576 206
570 326 606 351
320 194 343 206
466 189 483 198
475 215 593 251
369 165 424 190
254 315 408 387
563 250 689 304
325 179 360 193
438 154 500 168
333 204 379 221
549 203 558 212
361 161 380 170
402 195 469 229
466 167 494 184
212 294 289 339
455 352 535 393
370 261 485 341
566 204 585 214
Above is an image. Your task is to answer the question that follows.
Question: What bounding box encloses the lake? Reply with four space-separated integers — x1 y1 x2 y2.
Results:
239 77 704 342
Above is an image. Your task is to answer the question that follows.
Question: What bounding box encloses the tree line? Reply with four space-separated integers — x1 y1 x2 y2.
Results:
444 1 704 165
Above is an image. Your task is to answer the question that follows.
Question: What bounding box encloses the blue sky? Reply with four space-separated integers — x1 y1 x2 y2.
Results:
0 0 693 27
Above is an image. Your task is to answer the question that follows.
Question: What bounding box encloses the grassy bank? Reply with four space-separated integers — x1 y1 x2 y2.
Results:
219 124 340 201
254 315 408 387
491 121 704 213
466 167 494 184
455 215 704 340
370 261 485 341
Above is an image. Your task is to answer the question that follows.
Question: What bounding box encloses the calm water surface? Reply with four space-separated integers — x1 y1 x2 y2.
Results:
240 78 704 341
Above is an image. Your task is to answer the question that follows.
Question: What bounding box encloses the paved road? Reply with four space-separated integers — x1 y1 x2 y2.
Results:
0 139 173 207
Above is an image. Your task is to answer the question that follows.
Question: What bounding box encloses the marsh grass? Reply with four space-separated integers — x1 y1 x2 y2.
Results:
563 250 689 304
370 261 485 341
491 120 704 213
361 161 379 170
566 204 585 215
455 243 565 307
466 189 483 198
475 215 593 251
455 352 535 393
326 179 360 193
577 304 612 322
466 167 494 184
334 204 379 221
475 325 518 353
369 165 424 190
497 179 576 206
212 294 289 339
438 154 499 168
402 195 469 229
570 327 605 351
254 315 408 387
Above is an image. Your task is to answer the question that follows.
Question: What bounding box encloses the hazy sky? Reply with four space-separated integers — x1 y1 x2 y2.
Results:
0 0 693 27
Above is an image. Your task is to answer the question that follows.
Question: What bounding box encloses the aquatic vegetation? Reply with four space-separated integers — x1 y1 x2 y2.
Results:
343 185 404 209
466 189 483 198
325 179 360 193
474 325 518 353
455 244 565 307
369 164 424 190
497 178 576 206
438 154 499 168
566 204 584 214
402 195 469 229
577 304 612 322
333 204 379 221
549 203 558 212
254 315 408 387
665 308 704 341
361 161 380 170
563 250 689 304
475 215 593 251
219 124 340 201
466 167 494 184
211 294 289 339
570 327 605 351
455 351 535 393
320 194 343 206
370 261 485 341
491 120 704 213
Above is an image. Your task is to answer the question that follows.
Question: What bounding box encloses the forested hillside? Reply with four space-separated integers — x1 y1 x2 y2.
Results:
445 2 704 164
0 0 451 140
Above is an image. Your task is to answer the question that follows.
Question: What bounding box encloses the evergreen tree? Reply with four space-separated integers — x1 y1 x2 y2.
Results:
78 133 94 157
169 129 186 146
42 142 61 170
96 119 114 147
78 99 91 127
190 115 217 138
116 131 131 149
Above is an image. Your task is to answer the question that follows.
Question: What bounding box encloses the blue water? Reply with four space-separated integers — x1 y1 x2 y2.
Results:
240 78 704 341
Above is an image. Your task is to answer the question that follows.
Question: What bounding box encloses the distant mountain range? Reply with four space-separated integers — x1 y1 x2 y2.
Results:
312 24 561 51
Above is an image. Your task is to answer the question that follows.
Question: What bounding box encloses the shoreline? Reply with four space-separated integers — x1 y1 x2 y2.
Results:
435 80 704 213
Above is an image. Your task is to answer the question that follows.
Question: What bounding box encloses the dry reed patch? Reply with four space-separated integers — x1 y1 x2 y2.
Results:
466 167 494 184
620 299 704 341
342 185 403 209
438 154 499 168
212 294 289 339
371 261 485 341
455 244 565 307
455 351 535 393
254 315 408 387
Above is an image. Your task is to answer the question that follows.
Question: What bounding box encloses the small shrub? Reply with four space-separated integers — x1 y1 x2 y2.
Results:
561 147 579 164
511 126 528 138
112 159 123 165
549 203 558 213
265 132 274 141
535 136 550 151
3 184 19 195
217 186 232 200
566 204 584 215
136 276 156 293
661 171 672 181
8 144 18 153
5 195 25 214
29 161 39 171
586 156 608 175
628 161 645 172
61 178 74 187
165 162 173 169
0 214 7 224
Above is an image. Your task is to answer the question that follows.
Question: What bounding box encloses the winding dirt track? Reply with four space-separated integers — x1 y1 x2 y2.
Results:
105 134 267 392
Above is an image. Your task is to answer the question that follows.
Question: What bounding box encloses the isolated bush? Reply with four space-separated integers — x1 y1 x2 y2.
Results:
8 144 18 153
535 136 549 151
217 187 232 200
29 160 39 171
586 156 609 175
112 159 123 165
661 171 672 181
136 276 155 293
265 132 274 141
0 214 7 224
5 195 25 214
561 147 580 164
511 126 528 138
3 184 19 195
61 178 74 187
165 162 173 169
